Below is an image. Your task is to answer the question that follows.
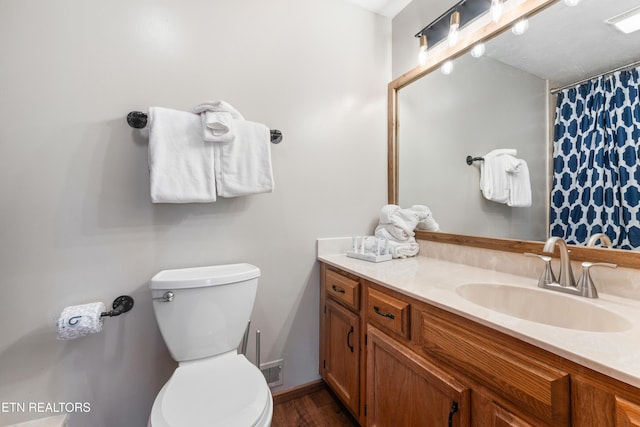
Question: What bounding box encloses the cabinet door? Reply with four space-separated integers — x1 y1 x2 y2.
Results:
367 326 470 427
323 299 360 417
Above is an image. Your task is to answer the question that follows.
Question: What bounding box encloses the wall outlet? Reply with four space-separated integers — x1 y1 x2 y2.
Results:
260 359 283 387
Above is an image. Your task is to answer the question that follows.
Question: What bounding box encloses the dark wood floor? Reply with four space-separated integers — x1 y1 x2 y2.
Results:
272 385 359 427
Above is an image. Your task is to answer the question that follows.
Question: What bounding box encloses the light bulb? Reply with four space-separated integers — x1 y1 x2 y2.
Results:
448 11 461 47
441 60 454 75
417 34 428 66
563 0 581 6
512 18 529 35
490 0 503 23
470 43 485 58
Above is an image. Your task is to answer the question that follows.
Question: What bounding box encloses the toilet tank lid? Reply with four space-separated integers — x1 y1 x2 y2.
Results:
150 263 260 290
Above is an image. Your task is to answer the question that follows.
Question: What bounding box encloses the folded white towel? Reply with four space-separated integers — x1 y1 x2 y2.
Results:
192 100 245 119
214 120 274 197
148 107 216 203
480 149 517 204
409 205 440 231
506 157 532 207
192 100 245 143
377 204 419 241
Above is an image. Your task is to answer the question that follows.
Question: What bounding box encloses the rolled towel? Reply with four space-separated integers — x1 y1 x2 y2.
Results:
192 100 245 143
409 205 440 231
368 233 420 258
388 240 420 258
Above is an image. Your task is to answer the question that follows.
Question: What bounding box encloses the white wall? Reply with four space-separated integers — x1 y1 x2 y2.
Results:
0 0 390 425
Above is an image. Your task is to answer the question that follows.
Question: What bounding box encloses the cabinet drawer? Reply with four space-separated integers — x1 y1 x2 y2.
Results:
367 287 410 338
418 307 570 426
325 268 360 310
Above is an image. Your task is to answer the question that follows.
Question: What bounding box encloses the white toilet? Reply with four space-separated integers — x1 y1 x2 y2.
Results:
148 263 273 427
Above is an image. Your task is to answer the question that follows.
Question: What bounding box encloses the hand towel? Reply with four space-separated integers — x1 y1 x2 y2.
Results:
480 149 517 204
148 107 216 203
377 204 420 241
409 205 440 231
192 100 245 143
506 157 532 207
214 120 274 197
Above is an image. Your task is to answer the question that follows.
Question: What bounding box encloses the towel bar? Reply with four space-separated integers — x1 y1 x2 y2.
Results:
466 155 484 165
127 111 283 144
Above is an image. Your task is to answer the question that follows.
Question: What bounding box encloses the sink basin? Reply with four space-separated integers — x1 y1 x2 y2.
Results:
456 283 632 332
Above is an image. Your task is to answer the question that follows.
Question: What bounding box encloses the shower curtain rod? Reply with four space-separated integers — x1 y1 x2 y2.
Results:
550 59 640 95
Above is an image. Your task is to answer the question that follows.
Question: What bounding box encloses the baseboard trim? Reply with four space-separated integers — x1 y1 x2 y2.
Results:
272 379 326 405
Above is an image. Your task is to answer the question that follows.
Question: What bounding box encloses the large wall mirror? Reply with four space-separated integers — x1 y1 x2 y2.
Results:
389 0 640 265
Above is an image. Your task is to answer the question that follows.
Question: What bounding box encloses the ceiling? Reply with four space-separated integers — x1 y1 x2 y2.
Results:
342 0 412 18
486 0 640 86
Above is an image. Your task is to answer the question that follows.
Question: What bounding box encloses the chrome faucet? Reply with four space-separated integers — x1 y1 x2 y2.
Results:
542 236 576 287
525 237 617 299
586 233 612 248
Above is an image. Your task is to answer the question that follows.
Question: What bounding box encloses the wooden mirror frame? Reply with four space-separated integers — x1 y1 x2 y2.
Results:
387 0 640 269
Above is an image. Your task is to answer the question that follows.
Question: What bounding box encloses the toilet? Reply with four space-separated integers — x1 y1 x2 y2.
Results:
148 263 273 427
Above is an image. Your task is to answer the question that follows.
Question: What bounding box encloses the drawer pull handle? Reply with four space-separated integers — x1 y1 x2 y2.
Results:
346 326 354 352
448 400 459 427
373 306 395 320
332 285 346 294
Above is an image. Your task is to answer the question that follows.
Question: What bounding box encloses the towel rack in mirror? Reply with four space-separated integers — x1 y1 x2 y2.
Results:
126 111 283 144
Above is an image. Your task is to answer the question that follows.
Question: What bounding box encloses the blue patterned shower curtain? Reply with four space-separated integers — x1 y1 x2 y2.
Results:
549 66 640 249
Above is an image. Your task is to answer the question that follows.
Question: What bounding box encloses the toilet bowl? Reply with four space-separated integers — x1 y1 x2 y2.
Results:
148 264 272 427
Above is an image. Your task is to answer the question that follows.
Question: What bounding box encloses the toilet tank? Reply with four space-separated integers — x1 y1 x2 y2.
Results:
150 264 260 362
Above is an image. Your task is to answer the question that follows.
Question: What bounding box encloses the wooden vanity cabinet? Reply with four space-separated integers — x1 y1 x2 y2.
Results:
367 325 470 426
320 264 364 422
319 262 640 427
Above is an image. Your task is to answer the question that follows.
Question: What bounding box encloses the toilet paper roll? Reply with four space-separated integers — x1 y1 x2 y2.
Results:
56 302 106 340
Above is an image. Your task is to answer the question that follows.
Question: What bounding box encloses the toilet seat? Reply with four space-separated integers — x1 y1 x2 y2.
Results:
150 352 272 427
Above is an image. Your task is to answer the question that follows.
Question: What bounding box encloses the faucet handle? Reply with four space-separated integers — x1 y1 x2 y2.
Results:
577 262 617 299
524 252 557 288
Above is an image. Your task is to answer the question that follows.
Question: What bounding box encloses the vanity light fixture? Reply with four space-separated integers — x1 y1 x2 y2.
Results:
563 0 581 6
448 11 461 47
470 42 485 58
418 34 429 66
441 60 454 75
512 17 529 35
490 0 504 23
607 6 640 34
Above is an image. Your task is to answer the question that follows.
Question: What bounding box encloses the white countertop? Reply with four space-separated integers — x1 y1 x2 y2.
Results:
318 252 640 389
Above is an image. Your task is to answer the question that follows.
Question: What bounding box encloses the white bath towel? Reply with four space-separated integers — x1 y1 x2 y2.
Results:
192 100 245 143
506 158 532 207
480 149 517 204
148 107 216 203
214 120 274 197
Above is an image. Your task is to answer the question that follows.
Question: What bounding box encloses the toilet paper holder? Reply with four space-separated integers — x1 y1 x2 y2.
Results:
100 295 134 318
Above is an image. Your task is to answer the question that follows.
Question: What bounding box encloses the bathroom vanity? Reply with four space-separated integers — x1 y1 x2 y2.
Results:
318 246 640 426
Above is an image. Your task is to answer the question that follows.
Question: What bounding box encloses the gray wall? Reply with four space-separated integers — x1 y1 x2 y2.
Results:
0 0 390 425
